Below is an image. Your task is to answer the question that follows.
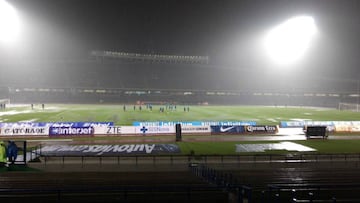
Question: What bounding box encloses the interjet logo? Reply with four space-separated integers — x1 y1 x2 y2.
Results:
49 127 94 136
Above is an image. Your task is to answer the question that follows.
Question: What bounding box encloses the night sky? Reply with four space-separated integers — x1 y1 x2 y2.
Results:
4 0 360 79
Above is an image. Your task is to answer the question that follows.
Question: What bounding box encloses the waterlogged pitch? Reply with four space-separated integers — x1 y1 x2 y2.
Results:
235 141 316 152
0 104 359 125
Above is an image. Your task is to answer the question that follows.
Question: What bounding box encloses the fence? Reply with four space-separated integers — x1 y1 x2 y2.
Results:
15 149 360 203
35 152 360 167
0 185 229 202
190 164 252 203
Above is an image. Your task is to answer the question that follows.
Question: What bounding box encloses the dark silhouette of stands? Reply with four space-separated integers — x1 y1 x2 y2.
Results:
1 59 358 107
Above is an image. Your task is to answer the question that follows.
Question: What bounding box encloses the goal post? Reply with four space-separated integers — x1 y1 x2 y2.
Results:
338 102 360 112
0 98 10 109
0 98 10 104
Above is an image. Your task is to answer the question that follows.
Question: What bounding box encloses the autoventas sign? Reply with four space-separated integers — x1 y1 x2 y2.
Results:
40 144 181 156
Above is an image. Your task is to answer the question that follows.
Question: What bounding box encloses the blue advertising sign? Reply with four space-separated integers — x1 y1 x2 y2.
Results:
211 126 245 134
133 121 200 126
0 122 113 128
133 121 256 126
280 121 335 128
201 121 256 126
49 127 94 136
280 121 305 128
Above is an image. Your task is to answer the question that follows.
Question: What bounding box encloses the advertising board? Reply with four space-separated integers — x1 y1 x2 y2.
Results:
181 126 211 134
133 121 256 126
49 127 94 136
40 144 181 155
0 127 48 136
211 126 245 134
211 125 278 134
0 122 113 128
95 126 136 135
135 126 175 135
244 125 278 134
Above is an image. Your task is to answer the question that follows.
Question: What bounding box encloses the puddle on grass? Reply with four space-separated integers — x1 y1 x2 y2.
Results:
235 141 316 152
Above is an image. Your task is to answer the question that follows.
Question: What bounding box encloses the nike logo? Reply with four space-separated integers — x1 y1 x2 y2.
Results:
220 126 235 132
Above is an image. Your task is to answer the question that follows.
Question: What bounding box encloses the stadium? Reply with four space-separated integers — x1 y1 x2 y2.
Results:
1 0 360 202
1 50 359 108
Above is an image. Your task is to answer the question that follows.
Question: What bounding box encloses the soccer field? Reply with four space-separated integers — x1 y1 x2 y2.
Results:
1 104 360 155
0 104 359 125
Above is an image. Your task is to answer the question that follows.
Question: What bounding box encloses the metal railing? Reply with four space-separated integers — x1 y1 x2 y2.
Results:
190 164 252 203
33 152 360 167
0 185 229 202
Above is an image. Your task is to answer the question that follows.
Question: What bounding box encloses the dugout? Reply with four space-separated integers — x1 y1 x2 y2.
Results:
305 126 328 139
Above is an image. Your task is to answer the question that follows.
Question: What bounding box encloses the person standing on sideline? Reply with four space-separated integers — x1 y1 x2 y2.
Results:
0 141 7 167
7 141 18 164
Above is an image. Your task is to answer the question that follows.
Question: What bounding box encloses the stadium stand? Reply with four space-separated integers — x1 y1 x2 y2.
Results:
0 56 358 108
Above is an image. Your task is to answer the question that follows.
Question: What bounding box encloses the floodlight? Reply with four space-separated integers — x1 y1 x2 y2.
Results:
264 16 317 65
0 0 21 44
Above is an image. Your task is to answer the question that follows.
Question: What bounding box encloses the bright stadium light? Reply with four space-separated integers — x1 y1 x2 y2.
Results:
0 0 21 45
264 16 317 65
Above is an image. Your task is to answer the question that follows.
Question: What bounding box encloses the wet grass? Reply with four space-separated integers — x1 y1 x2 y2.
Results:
178 140 360 155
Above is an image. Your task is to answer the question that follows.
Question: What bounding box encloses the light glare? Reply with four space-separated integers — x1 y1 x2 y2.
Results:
264 16 317 65
0 0 21 44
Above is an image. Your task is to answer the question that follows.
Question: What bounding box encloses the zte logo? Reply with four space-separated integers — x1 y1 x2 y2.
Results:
106 127 122 134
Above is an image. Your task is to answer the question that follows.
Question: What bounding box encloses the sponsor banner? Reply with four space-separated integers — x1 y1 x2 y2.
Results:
135 126 175 135
95 126 136 135
40 144 181 156
95 125 210 135
332 121 359 126
281 120 360 128
332 121 360 132
202 121 256 126
305 121 335 127
235 142 316 152
351 125 360 132
0 127 48 136
133 121 256 127
49 127 94 136
334 124 360 133
280 121 304 128
276 127 305 135
133 121 200 127
211 126 245 134
181 126 211 134
0 122 113 128
244 125 278 134
279 121 360 133
334 125 350 133
280 121 334 128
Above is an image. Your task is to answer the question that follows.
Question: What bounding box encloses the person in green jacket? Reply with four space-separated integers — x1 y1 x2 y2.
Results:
0 141 7 167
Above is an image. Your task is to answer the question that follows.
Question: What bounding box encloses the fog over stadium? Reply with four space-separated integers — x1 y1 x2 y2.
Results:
2 1 360 202
0 0 359 107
